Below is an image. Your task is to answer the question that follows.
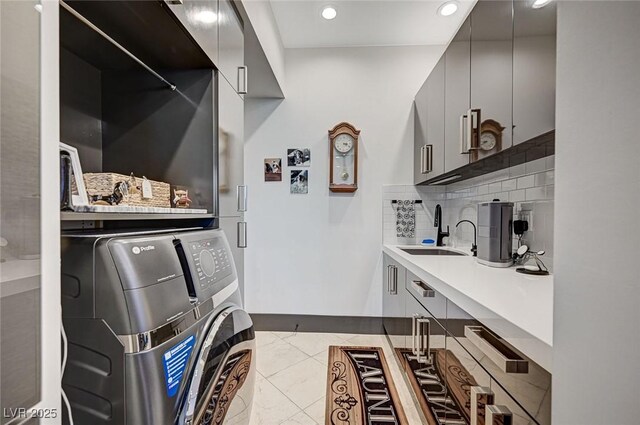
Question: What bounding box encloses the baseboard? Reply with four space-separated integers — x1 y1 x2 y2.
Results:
250 314 384 335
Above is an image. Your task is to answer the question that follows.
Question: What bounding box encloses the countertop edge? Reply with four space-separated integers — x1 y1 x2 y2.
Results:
382 244 553 372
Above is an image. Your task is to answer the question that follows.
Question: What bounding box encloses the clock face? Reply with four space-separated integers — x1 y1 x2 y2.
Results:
334 134 354 154
480 132 497 151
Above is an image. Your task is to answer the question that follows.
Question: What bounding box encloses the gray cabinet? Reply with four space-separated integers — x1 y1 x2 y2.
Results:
383 255 408 352
414 55 445 184
381 258 551 424
446 298 551 425
217 77 246 297
1 0 42 417
165 0 219 65
444 16 471 172
218 0 246 95
513 0 556 145
469 0 514 161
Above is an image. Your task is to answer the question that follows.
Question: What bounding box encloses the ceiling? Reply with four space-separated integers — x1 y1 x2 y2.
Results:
268 0 476 49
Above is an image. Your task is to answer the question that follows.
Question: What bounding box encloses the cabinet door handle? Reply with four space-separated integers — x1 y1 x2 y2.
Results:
386 265 397 294
464 326 529 373
470 386 495 425
390 266 397 295
459 113 468 154
417 317 431 364
411 280 435 298
237 221 247 248
467 108 481 153
411 314 419 358
485 405 513 425
237 66 248 94
420 145 425 174
421 145 432 174
237 185 247 212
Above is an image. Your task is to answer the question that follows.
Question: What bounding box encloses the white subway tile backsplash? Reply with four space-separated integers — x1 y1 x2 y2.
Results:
509 189 526 202
501 179 517 192
525 157 547 174
525 186 546 201
383 158 555 270
517 175 535 189
488 182 502 193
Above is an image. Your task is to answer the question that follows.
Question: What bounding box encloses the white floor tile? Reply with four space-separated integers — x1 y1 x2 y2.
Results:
281 332 350 356
303 397 326 425
343 334 387 346
268 357 327 409
255 331 281 348
312 350 328 368
279 411 318 425
256 338 309 378
249 377 301 425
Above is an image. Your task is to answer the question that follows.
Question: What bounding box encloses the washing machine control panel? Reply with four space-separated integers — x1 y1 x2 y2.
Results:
188 238 233 289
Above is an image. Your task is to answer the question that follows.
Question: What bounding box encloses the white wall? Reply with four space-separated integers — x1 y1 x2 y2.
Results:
245 45 444 316
553 2 640 424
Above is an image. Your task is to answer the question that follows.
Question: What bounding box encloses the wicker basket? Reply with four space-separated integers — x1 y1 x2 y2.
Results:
82 173 171 208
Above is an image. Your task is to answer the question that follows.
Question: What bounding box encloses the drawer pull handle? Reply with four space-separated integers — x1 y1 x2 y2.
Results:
386 265 398 295
470 386 494 425
411 315 431 364
411 280 435 298
464 326 529 374
485 405 513 425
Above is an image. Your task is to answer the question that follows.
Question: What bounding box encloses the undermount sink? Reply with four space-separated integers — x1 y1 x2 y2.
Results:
400 247 467 256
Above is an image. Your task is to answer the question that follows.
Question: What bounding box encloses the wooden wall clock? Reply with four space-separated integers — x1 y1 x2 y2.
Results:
472 119 505 162
328 122 360 193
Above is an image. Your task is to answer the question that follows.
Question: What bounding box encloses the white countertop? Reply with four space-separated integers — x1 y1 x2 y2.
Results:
383 244 553 371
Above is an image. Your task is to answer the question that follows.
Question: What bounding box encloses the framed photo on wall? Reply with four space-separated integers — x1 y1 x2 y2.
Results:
264 158 282 182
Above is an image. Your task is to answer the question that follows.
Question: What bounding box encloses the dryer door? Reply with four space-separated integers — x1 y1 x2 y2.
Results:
179 306 256 425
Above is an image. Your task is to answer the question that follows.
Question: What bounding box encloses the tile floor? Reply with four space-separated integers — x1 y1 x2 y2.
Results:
248 331 422 425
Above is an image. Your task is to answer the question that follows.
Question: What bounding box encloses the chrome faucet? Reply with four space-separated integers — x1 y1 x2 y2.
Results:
456 220 478 257
434 204 449 247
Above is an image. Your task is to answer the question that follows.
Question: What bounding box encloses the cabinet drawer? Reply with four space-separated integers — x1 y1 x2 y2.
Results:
405 270 447 324
446 299 551 425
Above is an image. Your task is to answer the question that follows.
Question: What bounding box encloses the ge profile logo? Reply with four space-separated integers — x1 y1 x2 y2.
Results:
131 245 155 255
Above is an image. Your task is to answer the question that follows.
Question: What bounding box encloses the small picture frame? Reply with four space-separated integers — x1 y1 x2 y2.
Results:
290 170 309 194
287 148 311 167
264 158 282 182
59 142 89 206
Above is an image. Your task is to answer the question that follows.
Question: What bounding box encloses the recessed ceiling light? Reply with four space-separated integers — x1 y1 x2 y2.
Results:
532 0 552 8
321 6 337 20
193 10 217 24
438 1 459 17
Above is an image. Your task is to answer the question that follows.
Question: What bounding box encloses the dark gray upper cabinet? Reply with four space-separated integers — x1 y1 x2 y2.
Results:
414 55 445 184
165 0 220 66
444 16 471 172
513 0 556 145
469 0 514 162
219 0 246 95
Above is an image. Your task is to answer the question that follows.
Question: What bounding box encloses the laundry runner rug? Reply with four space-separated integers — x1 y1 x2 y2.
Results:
325 346 408 425
395 348 480 425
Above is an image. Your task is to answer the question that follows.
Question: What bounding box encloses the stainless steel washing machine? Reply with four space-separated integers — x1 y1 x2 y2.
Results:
61 228 255 425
